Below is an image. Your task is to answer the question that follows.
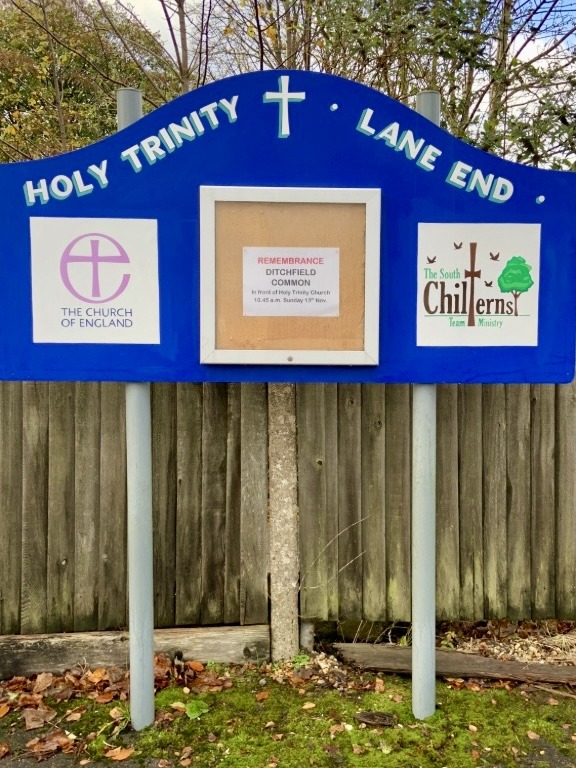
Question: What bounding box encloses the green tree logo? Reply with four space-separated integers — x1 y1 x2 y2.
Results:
497 256 534 316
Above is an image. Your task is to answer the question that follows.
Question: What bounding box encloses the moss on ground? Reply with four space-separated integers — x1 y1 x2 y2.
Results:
2 665 576 767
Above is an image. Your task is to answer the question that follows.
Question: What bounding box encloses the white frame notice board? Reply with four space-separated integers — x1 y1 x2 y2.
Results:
200 186 381 366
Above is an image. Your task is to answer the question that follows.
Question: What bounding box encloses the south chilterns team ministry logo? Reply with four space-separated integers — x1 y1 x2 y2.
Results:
30 217 160 344
417 223 540 347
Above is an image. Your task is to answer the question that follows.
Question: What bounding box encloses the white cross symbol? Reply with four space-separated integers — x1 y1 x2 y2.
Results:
263 75 306 138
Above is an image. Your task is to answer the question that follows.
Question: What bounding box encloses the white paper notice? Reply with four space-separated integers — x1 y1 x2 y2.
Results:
243 247 339 316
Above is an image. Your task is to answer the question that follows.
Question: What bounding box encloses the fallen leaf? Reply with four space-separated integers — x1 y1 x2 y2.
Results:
181 746 194 758
302 702 316 710
180 759 192 767
207 733 217 743
26 730 75 757
66 710 83 723
352 745 365 755
88 668 108 684
109 707 126 721
468 724 478 733
256 691 269 702
471 750 480 760
95 692 116 704
547 698 559 706
32 672 54 694
0 704 9 719
157 761 170 768
0 743 9 759
105 746 135 761
527 731 540 740
374 678 385 693
271 733 284 741
22 707 56 730
171 702 187 713
187 661 205 673
264 721 276 729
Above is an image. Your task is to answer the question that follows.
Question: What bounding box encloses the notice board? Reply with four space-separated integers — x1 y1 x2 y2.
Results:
0 70 575 383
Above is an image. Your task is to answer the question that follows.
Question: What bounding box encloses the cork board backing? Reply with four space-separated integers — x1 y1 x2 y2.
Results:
215 201 366 351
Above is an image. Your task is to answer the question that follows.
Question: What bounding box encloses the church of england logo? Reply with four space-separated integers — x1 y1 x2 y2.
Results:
417 223 540 347
30 217 160 344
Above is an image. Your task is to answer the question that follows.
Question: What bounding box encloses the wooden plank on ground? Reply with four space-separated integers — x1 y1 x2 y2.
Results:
436 384 459 619
224 383 241 624
74 383 101 632
21 383 49 635
506 384 531 618
175 383 203 626
384 385 411 620
530 384 556 618
458 385 483 619
201 383 228 624
361 384 386 622
240 384 268 625
0 626 270 679
337 384 363 620
152 383 177 627
335 643 576 684
98 384 127 630
0 383 23 635
556 381 576 617
482 384 507 617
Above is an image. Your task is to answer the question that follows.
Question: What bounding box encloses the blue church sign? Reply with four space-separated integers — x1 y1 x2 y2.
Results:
1 69 575 383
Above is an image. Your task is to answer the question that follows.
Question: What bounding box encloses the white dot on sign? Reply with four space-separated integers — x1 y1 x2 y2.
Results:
330 104 338 111
536 195 545 204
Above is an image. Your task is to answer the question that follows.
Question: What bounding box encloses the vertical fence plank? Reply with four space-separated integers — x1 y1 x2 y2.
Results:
297 385 339 621
436 385 460 618
361 384 386 622
458 385 484 619
175 383 203 626
240 383 269 625
224 384 241 624
531 384 556 618
98 383 127 630
74 383 101 631
385 384 411 620
21 383 49 634
152 383 177 628
556 381 576 617
46 383 75 633
337 384 363 620
506 384 531 618
0 383 22 635
482 384 507 617
201 383 228 624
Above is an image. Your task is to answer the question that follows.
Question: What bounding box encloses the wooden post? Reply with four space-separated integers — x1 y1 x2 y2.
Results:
268 383 300 660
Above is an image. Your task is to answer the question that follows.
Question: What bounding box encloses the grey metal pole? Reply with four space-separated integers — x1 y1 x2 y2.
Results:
117 88 155 731
412 91 440 720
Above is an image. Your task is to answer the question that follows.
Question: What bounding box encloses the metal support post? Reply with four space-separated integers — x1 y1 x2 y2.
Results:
117 88 155 731
412 91 441 720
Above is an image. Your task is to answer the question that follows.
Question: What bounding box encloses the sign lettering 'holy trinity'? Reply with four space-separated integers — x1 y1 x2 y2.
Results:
0 70 574 383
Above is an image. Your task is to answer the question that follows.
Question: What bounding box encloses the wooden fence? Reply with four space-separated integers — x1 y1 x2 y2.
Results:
1 379 575 637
